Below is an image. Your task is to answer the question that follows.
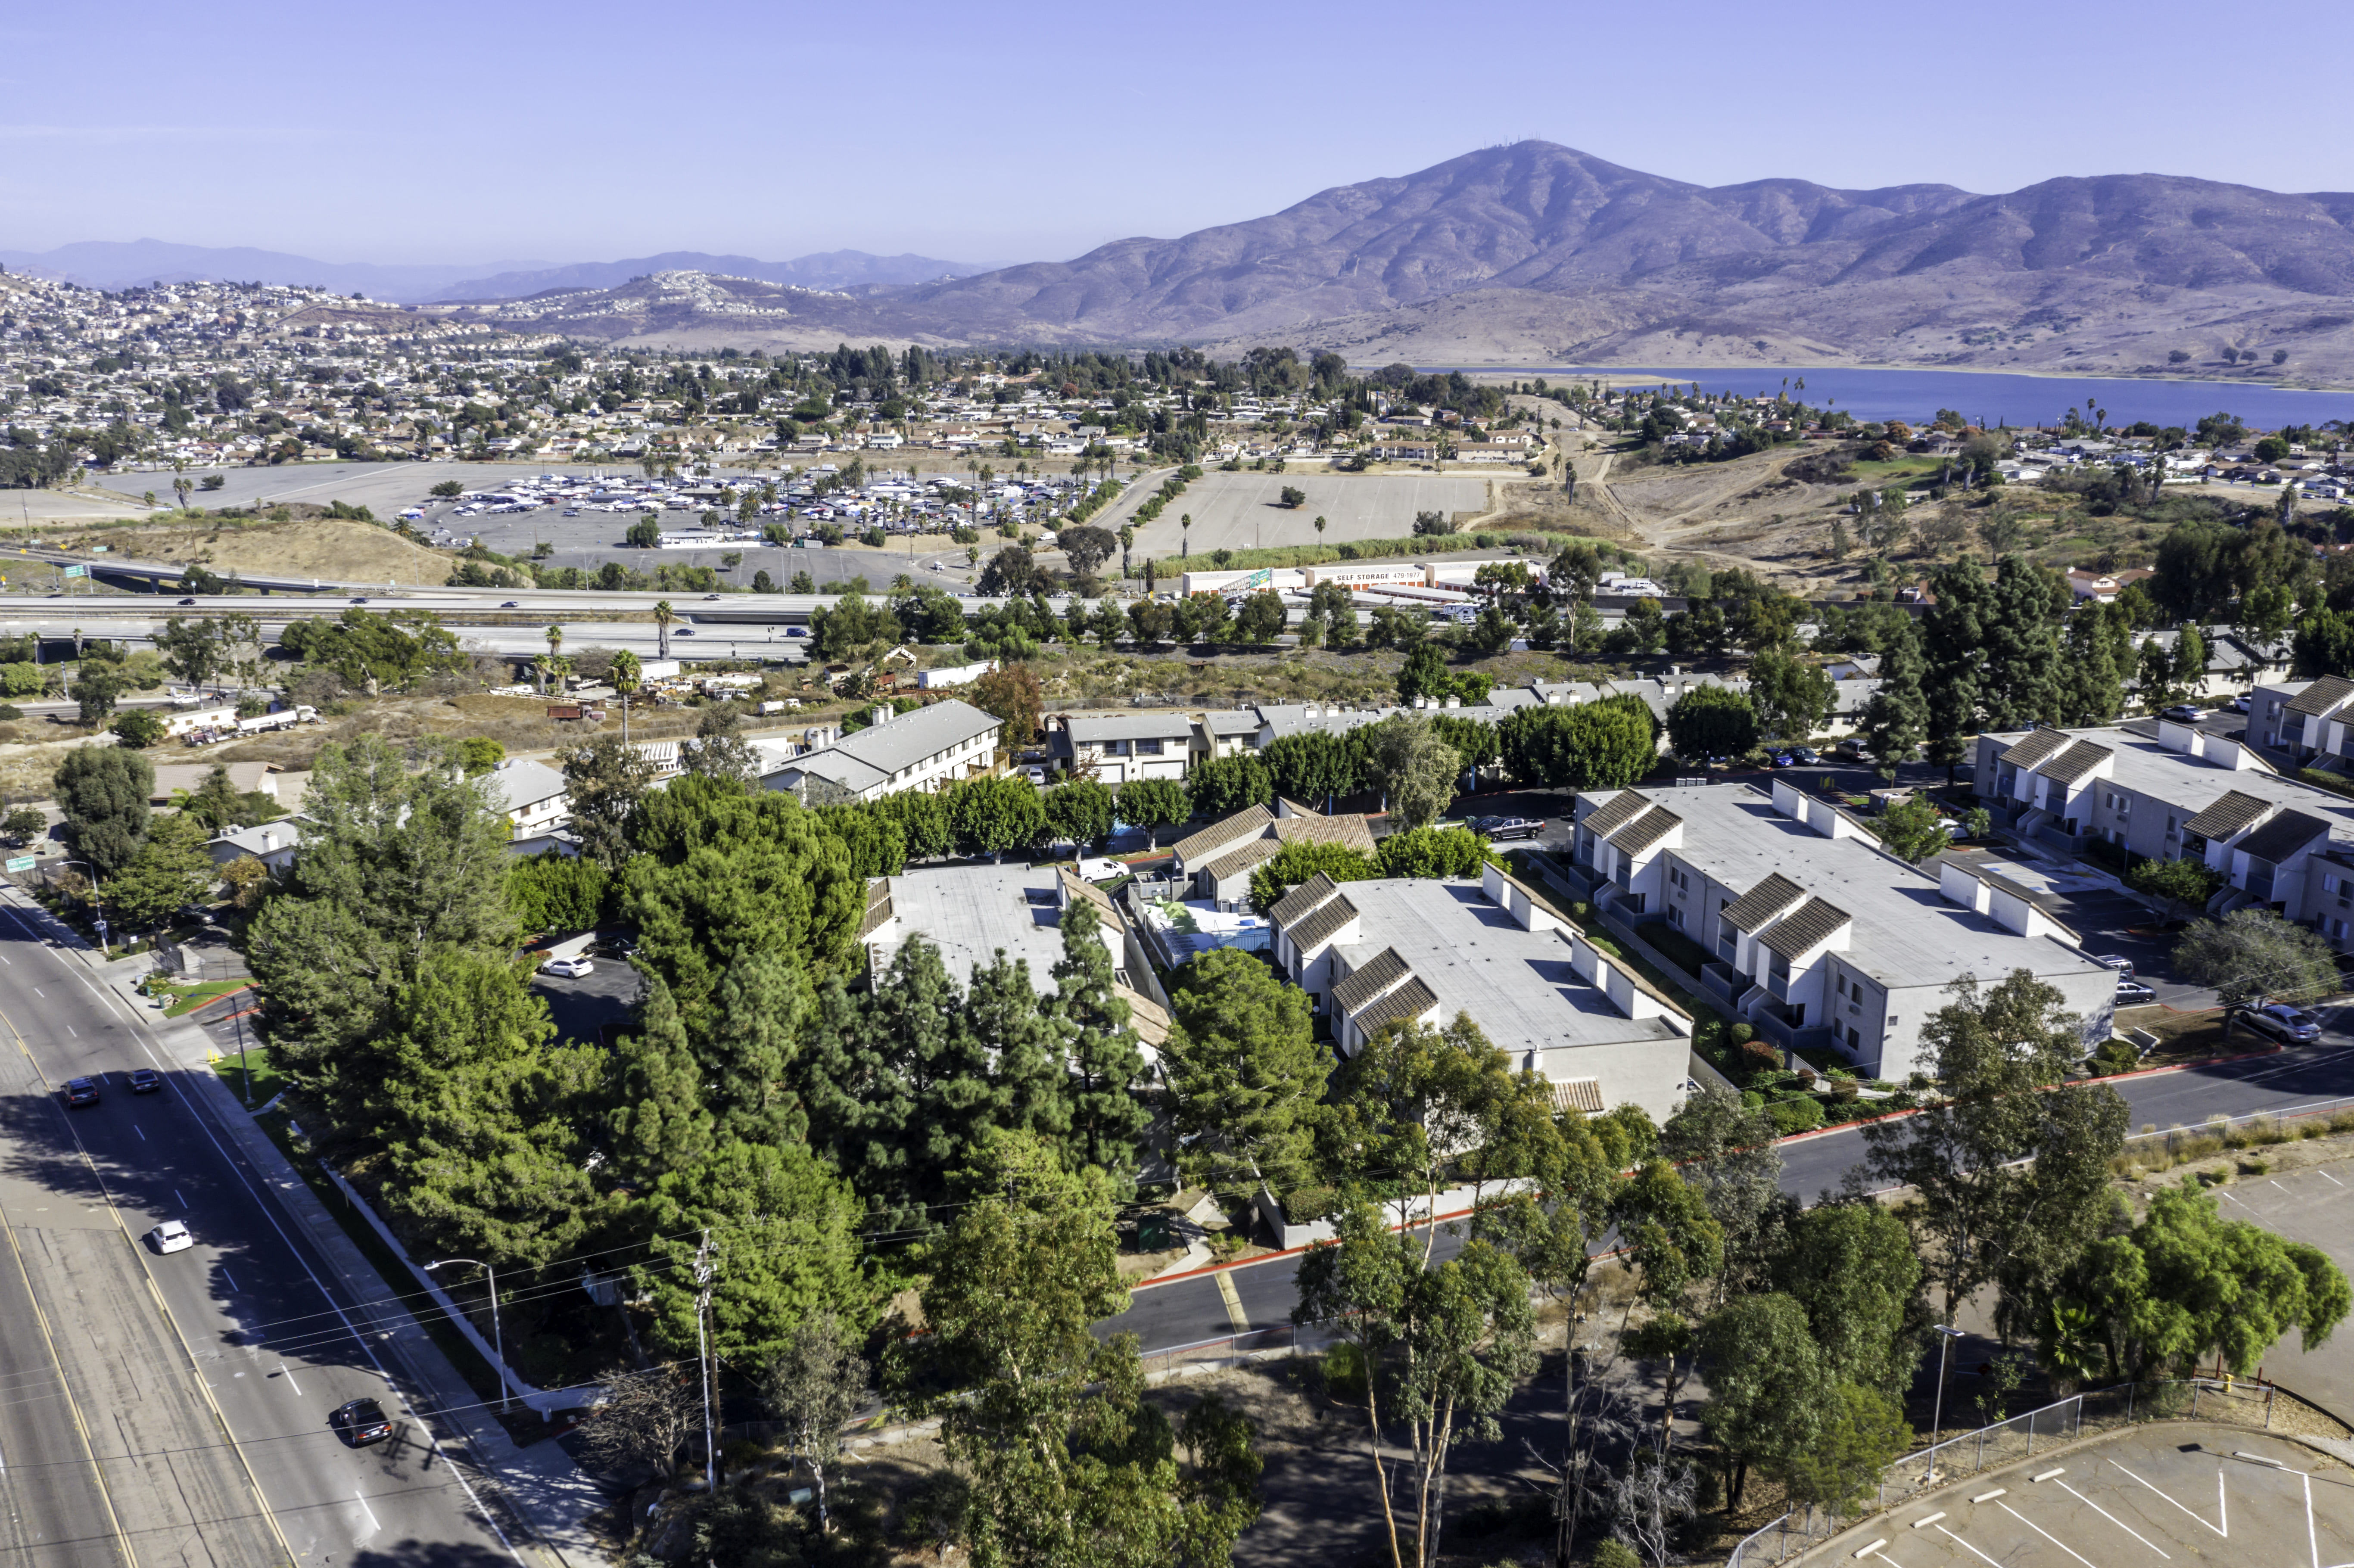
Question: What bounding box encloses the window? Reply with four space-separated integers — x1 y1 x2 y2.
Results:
1135 738 1164 756
1667 905 1685 930
1835 974 1847 997
1847 1024 1861 1048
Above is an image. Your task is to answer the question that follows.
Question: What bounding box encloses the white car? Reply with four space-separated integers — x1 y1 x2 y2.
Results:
539 955 595 978
149 1220 193 1254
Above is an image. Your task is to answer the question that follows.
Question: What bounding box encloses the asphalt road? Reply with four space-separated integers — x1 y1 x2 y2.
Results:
0 897 529 1565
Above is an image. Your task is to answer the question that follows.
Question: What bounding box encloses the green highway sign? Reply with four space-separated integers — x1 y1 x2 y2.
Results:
60 564 85 578
5 856 35 872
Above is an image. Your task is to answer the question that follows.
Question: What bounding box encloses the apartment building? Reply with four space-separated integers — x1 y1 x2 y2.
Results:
758 699 1002 803
1168 800 1378 905
1266 862 1695 1122
1974 716 2354 946
1570 779 2116 1079
1052 711 1194 785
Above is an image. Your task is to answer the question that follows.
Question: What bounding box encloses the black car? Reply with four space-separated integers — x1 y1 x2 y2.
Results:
128 1067 162 1093
178 596 197 605
1472 815 1544 841
329 1398 393 1446
63 1076 100 1107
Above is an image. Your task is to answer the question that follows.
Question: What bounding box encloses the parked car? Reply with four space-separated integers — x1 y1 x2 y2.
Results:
128 1067 162 1094
2090 955 2136 979
2242 1002 2323 1044
2115 980 2158 1005
2229 694 2252 713
329 1398 394 1447
1766 751 1796 769
148 1220 194 1254
1789 747 1821 765
1472 815 1544 841
63 1076 99 1107
1023 765 1047 786
1833 738 1869 761
2161 703 2207 722
538 955 595 978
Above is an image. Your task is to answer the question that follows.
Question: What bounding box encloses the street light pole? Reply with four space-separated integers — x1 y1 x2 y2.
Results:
426 1257 508 1412
1926 1323 1966 1480
56 858 107 958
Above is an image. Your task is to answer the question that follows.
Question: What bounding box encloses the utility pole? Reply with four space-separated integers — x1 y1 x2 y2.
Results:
695 1229 717 1493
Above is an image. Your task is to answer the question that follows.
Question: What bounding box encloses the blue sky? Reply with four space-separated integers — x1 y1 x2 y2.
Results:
9 0 2354 267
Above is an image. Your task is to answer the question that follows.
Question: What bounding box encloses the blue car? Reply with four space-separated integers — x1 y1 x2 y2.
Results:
1767 751 1796 769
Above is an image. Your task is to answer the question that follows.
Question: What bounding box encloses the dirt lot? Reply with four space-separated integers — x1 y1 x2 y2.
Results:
31 514 458 586
1115 470 1498 556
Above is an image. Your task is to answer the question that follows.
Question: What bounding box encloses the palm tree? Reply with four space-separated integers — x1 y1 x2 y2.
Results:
1180 512 1192 558
545 624 564 693
653 600 674 660
1314 515 1327 547
611 649 641 743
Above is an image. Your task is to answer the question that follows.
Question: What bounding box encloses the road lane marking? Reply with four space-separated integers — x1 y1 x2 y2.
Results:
355 1487 380 1536
0 904 527 1565
2322 1170 2345 1187
30 987 39 997
134 1125 144 1142
1999 1501 2102 1567
65 1025 74 1037
221 1266 240 1293
174 1191 185 1209
279 1366 302 1397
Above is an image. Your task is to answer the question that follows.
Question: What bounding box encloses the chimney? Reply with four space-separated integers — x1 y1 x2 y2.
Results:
871 703 891 728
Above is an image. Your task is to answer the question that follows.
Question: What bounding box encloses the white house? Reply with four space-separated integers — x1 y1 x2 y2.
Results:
760 699 1003 803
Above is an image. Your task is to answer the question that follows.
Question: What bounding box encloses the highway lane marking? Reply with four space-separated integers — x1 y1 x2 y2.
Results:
0 899 529 1565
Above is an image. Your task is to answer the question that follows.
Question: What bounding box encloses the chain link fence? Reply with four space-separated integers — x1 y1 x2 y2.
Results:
1728 1377 2334 1565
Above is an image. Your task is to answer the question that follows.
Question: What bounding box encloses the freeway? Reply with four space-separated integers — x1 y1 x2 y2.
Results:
0 894 535 1566
1103 1033 2354 1356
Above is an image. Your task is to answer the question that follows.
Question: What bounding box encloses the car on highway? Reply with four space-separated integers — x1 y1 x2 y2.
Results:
129 1067 162 1094
350 596 370 604
539 955 595 978
501 600 519 609
2090 955 2136 979
179 596 197 605
63 1076 99 1107
1471 815 1544 841
704 593 722 600
2241 1002 2323 1044
786 626 808 637
2161 703 2208 722
2115 980 2158 1005
329 1398 393 1447
148 1220 194 1254
673 627 694 636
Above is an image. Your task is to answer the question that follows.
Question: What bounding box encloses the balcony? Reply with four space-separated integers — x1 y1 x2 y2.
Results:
1751 998 1834 1055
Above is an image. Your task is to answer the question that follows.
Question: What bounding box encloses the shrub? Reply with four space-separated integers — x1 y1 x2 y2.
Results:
1766 1097 1825 1136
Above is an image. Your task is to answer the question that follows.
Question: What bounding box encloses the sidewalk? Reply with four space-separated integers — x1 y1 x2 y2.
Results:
13 890 616 1567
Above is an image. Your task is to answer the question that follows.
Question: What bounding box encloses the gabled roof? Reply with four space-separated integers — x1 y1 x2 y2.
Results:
1329 947 1411 1014
2185 789 2276 840
1550 1078 1605 1115
1721 871 1808 933
2287 673 2354 718
2036 739 2115 787
1065 711 1196 743
1349 974 1439 1035
2239 808 2332 863
1284 891 1361 952
1057 866 1117 918
1608 804 1683 856
1756 896 1853 961
1580 789 1653 839
1199 837 1283 883
1998 727 2076 774
1171 804 1273 867
1272 811 1376 854
1268 872 1341 927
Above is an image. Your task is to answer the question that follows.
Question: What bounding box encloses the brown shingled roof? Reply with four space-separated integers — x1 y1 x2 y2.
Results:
2185 789 2276 841
1607 804 1683 856
1283 891 1361 953
1171 804 1272 868
1998 728 2076 773
2238 809 2331 864
859 880 896 938
1721 871 1808 933
1756 896 1853 960
1551 1078 1605 1115
1330 947 1411 1014
1272 812 1377 855
2036 739 2114 787
2288 674 2354 718
1269 872 1341 927
1580 789 1653 839
1350 974 1439 1036
1058 866 1116 918
1199 837 1283 884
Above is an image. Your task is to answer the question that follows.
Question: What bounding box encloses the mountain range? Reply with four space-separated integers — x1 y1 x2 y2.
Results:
0 241 993 302
33 143 2354 378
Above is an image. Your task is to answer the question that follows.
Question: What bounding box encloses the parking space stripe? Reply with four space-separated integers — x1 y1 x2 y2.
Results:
2055 1479 2172 1558
1933 1523 2004 1565
2110 1458 2228 1537
2001 1501 2103 1568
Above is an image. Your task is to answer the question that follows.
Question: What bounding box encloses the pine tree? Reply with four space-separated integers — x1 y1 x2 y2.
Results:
2063 611 2125 726
1049 901 1149 1188
1980 555 2066 729
704 949 812 1146
1859 622 1930 780
608 975 715 1188
966 951 1071 1143
1920 557 1993 779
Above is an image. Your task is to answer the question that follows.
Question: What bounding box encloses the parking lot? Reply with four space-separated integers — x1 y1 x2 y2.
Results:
1833 1425 2354 1566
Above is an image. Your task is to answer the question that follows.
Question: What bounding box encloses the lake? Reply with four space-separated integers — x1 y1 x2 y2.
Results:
1436 364 2354 432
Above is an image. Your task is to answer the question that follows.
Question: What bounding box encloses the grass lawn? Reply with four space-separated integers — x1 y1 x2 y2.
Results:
160 978 251 1018
1634 919 1713 979
210 1040 284 1108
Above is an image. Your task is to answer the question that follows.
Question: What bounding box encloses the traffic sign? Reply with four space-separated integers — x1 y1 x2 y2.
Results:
3 856 32 871
61 564 85 579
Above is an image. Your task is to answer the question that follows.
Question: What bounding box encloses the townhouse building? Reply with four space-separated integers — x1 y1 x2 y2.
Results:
1052 711 1194 786
1168 800 1378 905
757 699 1002 803
1571 778 2116 1078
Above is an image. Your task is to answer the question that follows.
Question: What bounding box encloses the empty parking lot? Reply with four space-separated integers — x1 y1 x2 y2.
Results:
1822 1425 2354 1566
